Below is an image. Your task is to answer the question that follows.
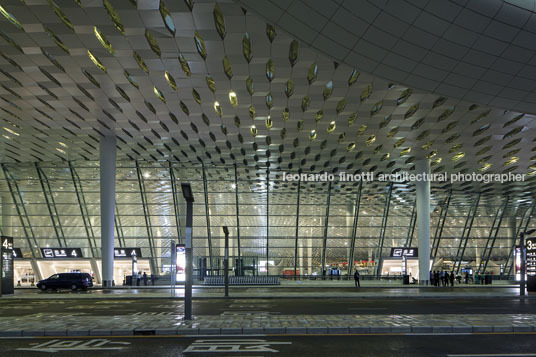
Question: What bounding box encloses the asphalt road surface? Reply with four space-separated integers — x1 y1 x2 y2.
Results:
0 297 535 317
1 334 535 356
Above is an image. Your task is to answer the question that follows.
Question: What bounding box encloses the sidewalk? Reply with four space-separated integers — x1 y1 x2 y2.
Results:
0 313 535 337
5 285 529 300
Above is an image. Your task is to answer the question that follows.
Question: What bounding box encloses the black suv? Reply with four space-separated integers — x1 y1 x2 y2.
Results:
37 273 93 291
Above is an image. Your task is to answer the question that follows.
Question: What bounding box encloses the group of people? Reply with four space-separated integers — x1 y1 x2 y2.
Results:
430 270 455 287
135 271 155 286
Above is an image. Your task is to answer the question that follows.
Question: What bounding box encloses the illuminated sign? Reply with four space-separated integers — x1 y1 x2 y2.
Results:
40 248 83 259
390 248 418 258
176 244 185 282
515 246 521 281
12 248 23 259
1 236 14 294
114 248 142 258
527 237 536 277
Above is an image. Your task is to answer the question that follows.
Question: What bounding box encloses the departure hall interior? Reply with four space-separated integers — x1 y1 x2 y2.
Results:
0 0 536 355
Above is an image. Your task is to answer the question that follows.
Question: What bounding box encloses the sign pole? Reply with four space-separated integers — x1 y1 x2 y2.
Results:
170 240 176 298
223 226 229 297
520 233 526 296
181 183 194 321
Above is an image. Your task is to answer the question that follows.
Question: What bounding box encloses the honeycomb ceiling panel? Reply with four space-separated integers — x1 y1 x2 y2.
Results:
0 0 534 199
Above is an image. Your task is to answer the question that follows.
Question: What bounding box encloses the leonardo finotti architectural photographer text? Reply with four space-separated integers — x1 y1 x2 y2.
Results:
281 171 526 184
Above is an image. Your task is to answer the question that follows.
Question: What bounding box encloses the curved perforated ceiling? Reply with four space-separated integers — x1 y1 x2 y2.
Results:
238 0 536 114
0 0 534 197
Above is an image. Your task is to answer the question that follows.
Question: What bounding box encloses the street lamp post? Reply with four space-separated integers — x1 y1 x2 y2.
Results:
181 183 194 320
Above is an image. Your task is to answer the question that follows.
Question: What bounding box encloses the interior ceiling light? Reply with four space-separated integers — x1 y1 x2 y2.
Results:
145 29 161 57
56 147 66 155
504 157 520 166
159 0 176 36
400 147 411 156
3 127 19 136
242 33 252 63
327 121 336 134
228 91 237 108
94 26 114 53
87 50 106 72
48 0 74 32
214 102 222 117
348 69 359 86
0 5 24 31
2 134 10 140
451 152 465 162
479 163 492 172
103 0 125 35
58 141 68 148
164 71 177 91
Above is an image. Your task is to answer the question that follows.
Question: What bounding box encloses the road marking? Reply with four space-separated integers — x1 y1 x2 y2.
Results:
183 339 291 353
16 339 130 352
348 307 387 310
229 304 274 309
132 312 178 316
220 311 280 316
447 354 536 357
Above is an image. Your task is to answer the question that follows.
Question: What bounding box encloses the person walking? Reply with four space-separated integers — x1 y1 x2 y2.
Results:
354 270 360 288
434 271 440 286
143 272 148 286
430 271 434 286
150 273 155 286
449 271 455 287
136 271 141 286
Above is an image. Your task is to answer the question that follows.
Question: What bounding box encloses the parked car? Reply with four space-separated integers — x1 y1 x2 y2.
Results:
36 273 93 291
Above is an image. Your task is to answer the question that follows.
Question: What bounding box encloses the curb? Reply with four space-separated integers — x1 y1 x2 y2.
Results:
2 295 535 301
0 325 534 337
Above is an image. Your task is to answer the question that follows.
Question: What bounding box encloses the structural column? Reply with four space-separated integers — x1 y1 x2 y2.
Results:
416 159 431 285
100 136 116 287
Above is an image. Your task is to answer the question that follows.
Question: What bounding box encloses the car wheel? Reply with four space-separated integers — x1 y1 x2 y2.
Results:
71 284 78 291
40 284 46 291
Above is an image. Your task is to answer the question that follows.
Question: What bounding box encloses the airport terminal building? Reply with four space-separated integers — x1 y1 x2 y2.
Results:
0 0 535 287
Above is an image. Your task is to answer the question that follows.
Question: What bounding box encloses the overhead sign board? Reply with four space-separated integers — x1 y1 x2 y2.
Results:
176 244 185 282
40 248 83 259
390 247 418 258
114 248 142 258
12 248 23 259
527 237 536 277
1 236 14 294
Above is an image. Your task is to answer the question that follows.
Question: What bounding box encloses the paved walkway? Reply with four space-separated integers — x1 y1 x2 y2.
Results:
5 286 529 300
0 313 535 337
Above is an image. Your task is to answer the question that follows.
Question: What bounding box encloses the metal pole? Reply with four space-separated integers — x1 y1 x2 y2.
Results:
520 233 526 296
170 240 176 298
223 226 229 297
182 183 194 321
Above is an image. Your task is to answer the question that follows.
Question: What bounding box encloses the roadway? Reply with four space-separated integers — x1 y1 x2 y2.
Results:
1 334 535 356
1 297 535 317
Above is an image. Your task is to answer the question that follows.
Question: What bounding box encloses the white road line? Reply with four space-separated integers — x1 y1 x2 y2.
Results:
447 354 536 357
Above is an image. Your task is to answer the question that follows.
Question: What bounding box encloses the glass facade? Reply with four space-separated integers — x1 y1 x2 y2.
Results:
0 161 530 278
